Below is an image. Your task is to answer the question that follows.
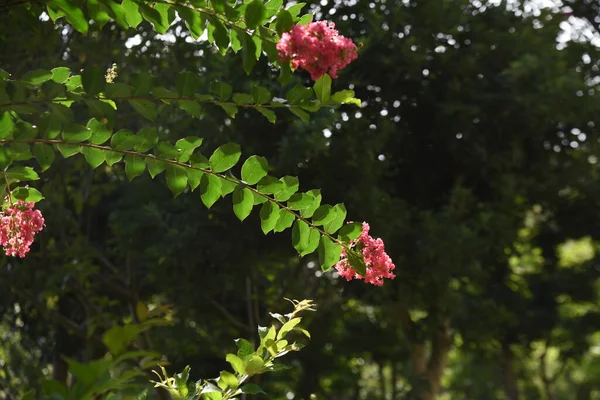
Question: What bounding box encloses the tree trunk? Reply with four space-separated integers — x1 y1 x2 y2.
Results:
397 306 452 400
501 341 520 400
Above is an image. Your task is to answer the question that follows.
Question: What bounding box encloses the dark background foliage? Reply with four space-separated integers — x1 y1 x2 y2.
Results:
1 0 600 399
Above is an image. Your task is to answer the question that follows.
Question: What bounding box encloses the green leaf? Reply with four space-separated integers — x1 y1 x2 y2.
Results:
274 209 295 232
105 0 129 28
0 148 9 169
139 3 170 34
289 107 310 124
87 118 111 145
200 174 222 208
50 0 89 33
85 99 116 128
338 222 362 242
134 127 159 152
246 356 264 375
240 384 265 395
128 99 157 121
209 143 241 173
14 121 37 140
0 112 15 139
146 158 167 178
6 142 32 162
56 144 81 158
313 74 332 102
166 164 188 197
230 28 242 52
219 103 238 118
312 205 336 226
176 71 200 97
244 0 266 29
257 176 282 194
298 13 312 25
346 248 368 276
226 354 245 376
82 147 105 168
301 189 321 218
286 2 306 18
41 80 66 98
50 67 70 83
177 4 204 39
292 220 310 255
151 86 175 103
81 66 106 96
11 187 43 203
256 107 276 123
240 32 257 75
252 86 271 105
232 93 254 104
275 10 293 35
62 124 91 142
274 176 299 201
220 179 237 197
6 166 39 182
186 169 203 191
102 324 145 355
124 154 146 181
207 16 229 52
105 151 122 166
105 82 131 97
323 203 347 234
48 103 73 126
302 228 320 256
219 371 238 389
277 317 302 340
232 185 254 221
176 136 203 163
260 202 279 234
38 114 62 139
288 193 315 213
252 191 268 205
331 89 361 106
235 338 254 360
22 69 52 86
210 82 232 101
241 155 268 185
286 85 313 104
318 236 342 272
122 0 143 28
179 100 203 117
111 129 138 150
33 143 55 171
264 0 283 19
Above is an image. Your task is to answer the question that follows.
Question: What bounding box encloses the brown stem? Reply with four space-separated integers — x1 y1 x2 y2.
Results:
0 138 344 247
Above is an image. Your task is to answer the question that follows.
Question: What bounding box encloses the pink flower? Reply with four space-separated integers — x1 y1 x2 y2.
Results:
335 222 396 286
276 21 358 81
0 200 45 258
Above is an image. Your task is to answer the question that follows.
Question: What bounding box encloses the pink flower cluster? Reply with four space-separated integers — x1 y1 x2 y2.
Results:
0 200 45 258
276 21 358 81
335 222 396 286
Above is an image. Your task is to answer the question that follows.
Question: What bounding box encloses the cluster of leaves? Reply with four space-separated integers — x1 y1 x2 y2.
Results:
0 66 359 126
41 303 172 400
152 299 315 400
0 0 363 272
42 0 309 78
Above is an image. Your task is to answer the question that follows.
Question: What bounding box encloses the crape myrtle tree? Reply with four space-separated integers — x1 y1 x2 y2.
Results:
277 0 600 399
0 0 399 398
